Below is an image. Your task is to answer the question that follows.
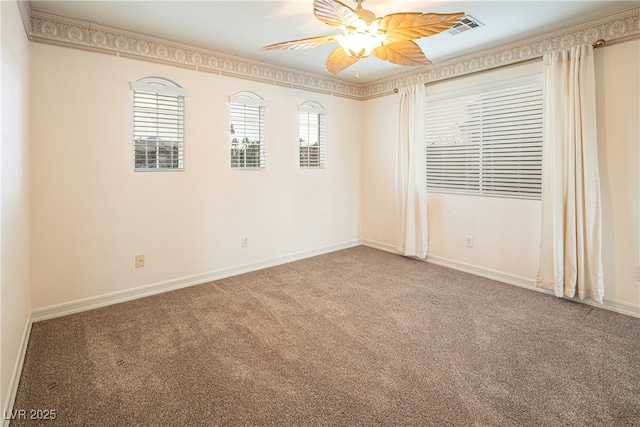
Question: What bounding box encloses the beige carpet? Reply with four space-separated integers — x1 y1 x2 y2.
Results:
12 246 640 426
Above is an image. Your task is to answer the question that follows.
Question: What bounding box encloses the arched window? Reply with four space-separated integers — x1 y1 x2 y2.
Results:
298 101 327 168
130 77 187 171
229 91 267 169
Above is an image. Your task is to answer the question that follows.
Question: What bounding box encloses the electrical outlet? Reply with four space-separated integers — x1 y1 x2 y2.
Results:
135 254 145 268
241 237 248 248
465 235 473 248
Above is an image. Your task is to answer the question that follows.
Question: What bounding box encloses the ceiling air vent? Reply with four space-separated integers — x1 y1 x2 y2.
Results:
447 15 484 35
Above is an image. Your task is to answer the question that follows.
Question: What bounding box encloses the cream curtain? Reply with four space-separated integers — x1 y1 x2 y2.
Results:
536 44 604 302
396 84 428 258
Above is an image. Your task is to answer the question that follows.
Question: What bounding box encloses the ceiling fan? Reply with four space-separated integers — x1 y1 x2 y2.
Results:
262 0 464 76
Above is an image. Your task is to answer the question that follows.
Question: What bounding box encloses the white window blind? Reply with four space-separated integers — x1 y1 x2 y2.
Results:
425 75 543 199
131 78 187 171
230 92 267 169
299 101 327 168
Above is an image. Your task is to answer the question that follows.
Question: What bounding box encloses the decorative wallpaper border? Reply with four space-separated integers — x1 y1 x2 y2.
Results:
364 6 640 99
23 6 366 100
19 2 639 101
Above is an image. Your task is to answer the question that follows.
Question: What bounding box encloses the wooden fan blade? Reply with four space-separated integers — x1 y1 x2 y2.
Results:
313 0 359 29
262 34 339 51
376 12 465 41
325 46 358 74
372 40 431 66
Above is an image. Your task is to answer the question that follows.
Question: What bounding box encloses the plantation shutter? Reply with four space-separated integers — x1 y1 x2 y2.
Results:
426 76 543 199
230 94 267 169
299 102 327 168
131 79 186 171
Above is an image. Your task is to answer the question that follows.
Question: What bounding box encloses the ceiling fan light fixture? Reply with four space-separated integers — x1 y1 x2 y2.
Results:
338 30 384 58
262 0 465 75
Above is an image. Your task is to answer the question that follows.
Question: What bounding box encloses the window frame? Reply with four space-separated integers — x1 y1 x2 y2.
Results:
130 77 187 172
298 101 327 169
229 91 267 169
425 74 544 200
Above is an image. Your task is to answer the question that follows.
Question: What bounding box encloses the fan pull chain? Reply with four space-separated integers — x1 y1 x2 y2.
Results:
350 64 360 79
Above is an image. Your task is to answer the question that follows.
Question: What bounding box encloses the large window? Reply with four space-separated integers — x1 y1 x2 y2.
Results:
131 77 186 171
425 75 543 199
229 91 267 169
299 101 327 168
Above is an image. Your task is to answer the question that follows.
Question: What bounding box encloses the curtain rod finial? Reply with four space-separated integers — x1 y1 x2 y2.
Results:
592 39 606 48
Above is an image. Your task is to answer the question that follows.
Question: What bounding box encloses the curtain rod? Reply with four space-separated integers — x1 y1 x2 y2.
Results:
391 39 608 94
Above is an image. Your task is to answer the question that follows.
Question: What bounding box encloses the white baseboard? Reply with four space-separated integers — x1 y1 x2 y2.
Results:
360 239 397 254
361 239 639 318
584 296 639 318
425 254 535 289
2 313 32 427
31 240 360 322
361 239 533 286
425 254 639 318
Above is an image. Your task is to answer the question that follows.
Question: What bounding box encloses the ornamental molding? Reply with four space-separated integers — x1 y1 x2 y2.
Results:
20 3 639 101
24 7 366 100
363 6 640 99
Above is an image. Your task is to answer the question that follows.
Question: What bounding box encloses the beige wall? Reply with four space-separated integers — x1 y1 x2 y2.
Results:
1 0 32 415
29 44 362 311
362 42 640 314
595 40 640 309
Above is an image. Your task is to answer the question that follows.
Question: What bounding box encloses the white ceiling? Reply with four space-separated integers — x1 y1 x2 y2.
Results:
29 0 638 84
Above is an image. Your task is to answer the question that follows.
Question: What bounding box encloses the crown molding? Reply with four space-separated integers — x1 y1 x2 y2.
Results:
16 0 32 37
363 6 640 99
25 8 366 100
23 4 639 101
